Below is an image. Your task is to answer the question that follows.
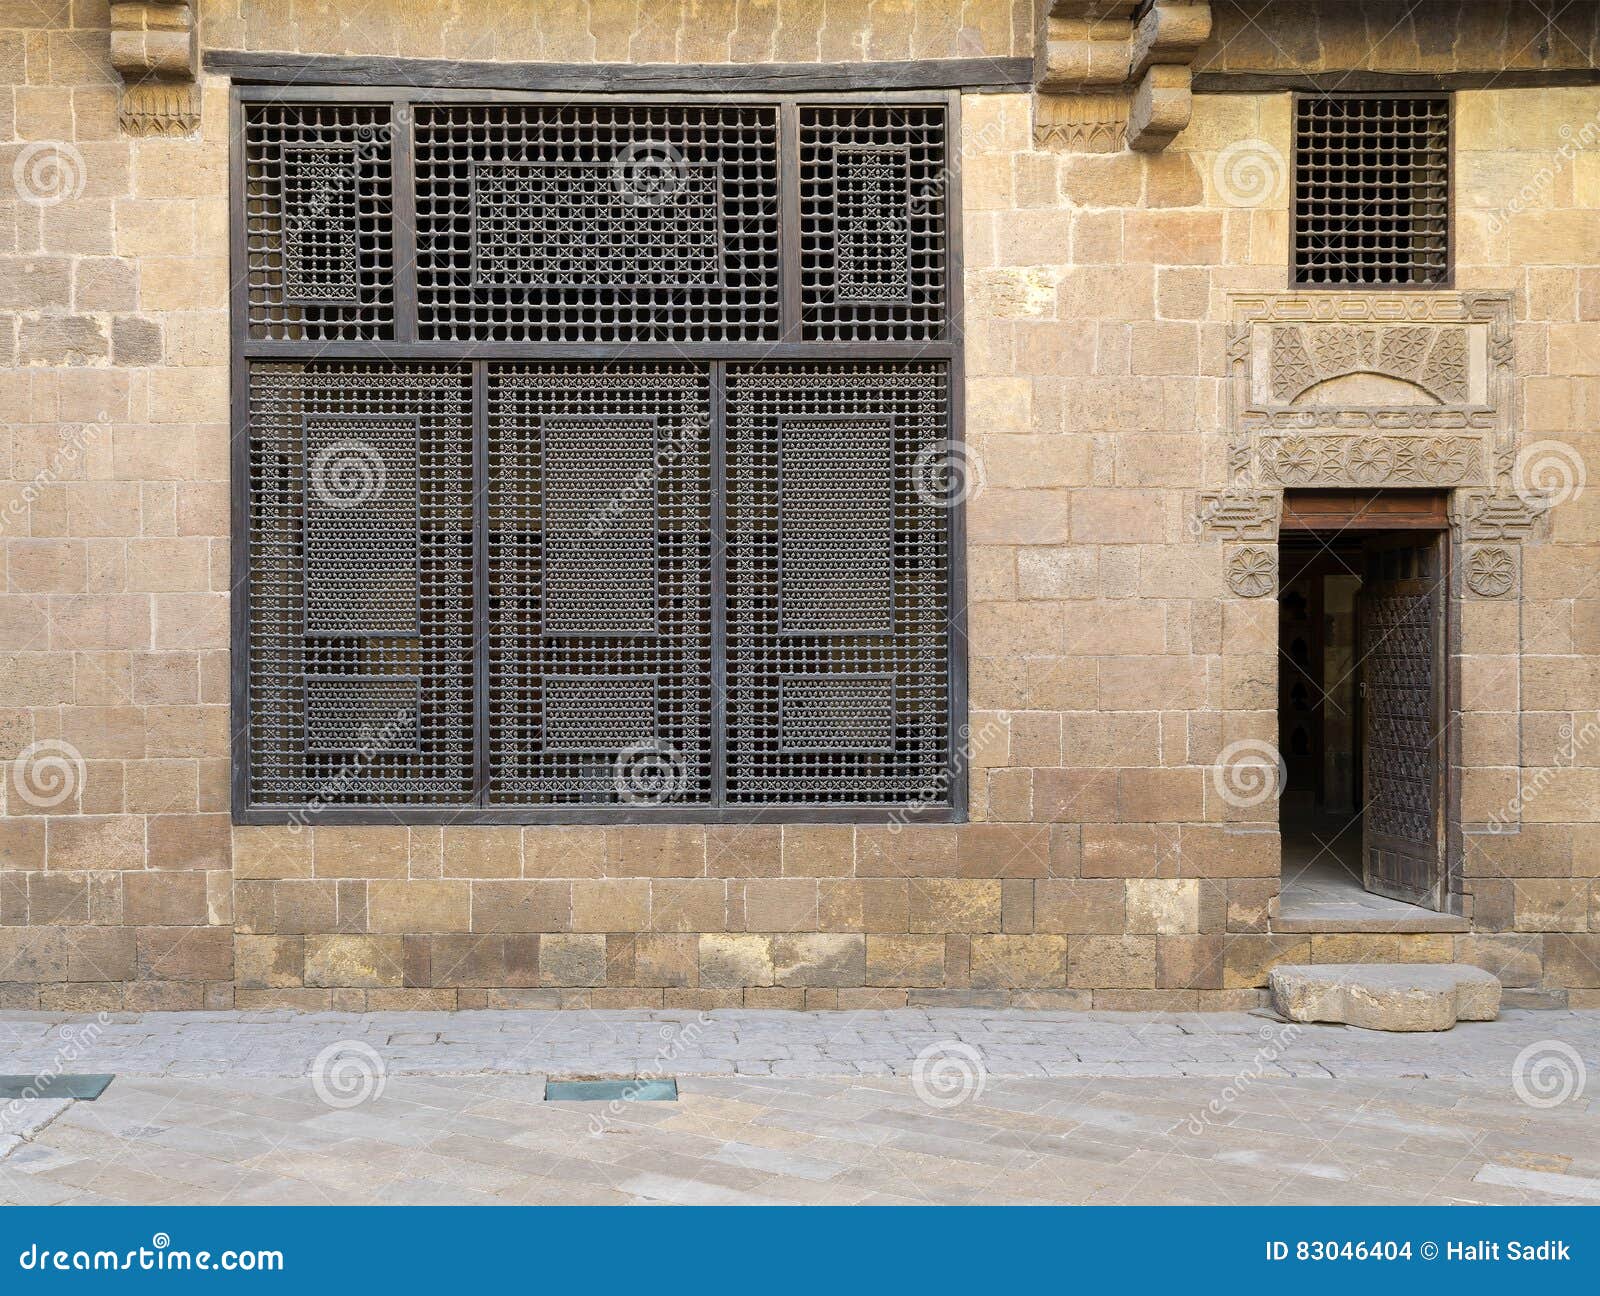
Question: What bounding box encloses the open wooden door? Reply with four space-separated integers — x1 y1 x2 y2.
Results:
1358 532 1447 909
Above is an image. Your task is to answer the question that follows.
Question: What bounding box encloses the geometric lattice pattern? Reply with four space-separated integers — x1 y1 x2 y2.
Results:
239 94 957 815
486 365 713 804
1362 592 1437 845
779 418 896 634
302 416 419 637
245 364 474 806
800 106 948 341
725 364 951 805
1293 95 1450 287
243 104 395 339
415 104 780 342
539 417 660 636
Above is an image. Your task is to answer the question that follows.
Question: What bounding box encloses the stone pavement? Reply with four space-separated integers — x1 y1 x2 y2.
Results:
1 1008 1595 1205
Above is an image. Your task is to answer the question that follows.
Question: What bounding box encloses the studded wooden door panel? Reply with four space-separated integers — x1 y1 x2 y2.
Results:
1359 534 1446 908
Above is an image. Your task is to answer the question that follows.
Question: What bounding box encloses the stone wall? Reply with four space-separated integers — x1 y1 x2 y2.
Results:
0 0 1596 1010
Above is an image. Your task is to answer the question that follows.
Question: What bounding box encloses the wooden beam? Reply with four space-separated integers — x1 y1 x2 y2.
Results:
203 50 1036 94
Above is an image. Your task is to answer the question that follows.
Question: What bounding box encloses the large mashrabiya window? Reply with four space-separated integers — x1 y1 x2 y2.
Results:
231 87 964 823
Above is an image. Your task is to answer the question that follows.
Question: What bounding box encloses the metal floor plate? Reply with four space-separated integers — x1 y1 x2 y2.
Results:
0 1074 114 1100
544 1078 678 1102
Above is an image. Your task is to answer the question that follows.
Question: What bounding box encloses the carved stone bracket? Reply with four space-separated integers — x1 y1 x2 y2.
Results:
1037 2 1212 151
1195 489 1279 541
1450 488 1547 541
111 1 199 137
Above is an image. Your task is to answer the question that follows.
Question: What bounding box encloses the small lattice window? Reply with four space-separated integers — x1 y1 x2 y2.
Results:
235 89 960 821
1292 94 1450 287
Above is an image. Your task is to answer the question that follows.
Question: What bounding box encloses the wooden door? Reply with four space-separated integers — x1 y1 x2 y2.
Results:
1358 532 1447 909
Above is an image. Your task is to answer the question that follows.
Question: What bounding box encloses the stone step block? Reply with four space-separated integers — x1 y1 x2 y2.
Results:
1268 963 1501 1032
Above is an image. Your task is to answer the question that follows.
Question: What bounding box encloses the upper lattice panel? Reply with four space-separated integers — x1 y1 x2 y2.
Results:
413 103 782 343
799 105 949 342
243 103 397 341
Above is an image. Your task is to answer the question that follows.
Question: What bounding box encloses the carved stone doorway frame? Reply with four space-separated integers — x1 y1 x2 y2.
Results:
1197 292 1549 906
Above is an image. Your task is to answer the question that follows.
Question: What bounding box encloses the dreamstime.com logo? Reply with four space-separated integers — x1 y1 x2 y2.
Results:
912 442 985 509
911 1041 988 1110
8 740 86 812
612 140 689 206
1211 138 1287 208
308 439 386 510
17 1234 283 1274
1210 739 1286 810
613 740 688 805
12 140 86 207
1511 1040 1587 1109
309 1040 387 1109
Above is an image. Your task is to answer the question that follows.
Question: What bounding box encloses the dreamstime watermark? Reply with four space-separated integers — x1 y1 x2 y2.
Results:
308 438 387 509
283 707 417 834
1512 439 1587 510
12 140 86 207
912 441 986 509
1180 1020 1305 1136
1487 105 1600 234
614 740 689 805
1511 1039 1587 1109
584 417 708 539
587 1013 712 1136
911 1040 988 1110
1 1014 110 1137
1485 717 1600 833
1212 138 1287 208
309 1039 387 1109
8 740 86 812
1210 739 1285 810
885 709 1011 834
612 140 689 206
1 422 106 538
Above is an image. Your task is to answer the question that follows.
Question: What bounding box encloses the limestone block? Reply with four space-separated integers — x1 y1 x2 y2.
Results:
1269 963 1501 1031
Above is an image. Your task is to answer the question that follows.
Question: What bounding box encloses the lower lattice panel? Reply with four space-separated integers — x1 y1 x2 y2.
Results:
244 361 954 813
485 364 714 805
723 363 952 806
245 363 475 806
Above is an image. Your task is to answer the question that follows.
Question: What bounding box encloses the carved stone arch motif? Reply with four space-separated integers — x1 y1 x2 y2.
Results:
1194 292 1545 596
1227 292 1512 493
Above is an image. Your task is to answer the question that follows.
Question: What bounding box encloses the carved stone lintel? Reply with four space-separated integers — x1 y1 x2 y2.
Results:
1038 1 1211 152
110 1 199 138
1226 292 1514 493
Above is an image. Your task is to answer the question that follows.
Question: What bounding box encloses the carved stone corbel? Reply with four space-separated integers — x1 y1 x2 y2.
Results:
1037 1 1212 152
110 1 200 137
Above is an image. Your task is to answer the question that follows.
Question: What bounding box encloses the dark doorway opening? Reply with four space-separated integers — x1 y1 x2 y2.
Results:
1276 492 1453 922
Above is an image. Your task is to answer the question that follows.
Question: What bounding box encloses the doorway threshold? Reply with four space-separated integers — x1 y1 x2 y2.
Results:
1274 854 1466 934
